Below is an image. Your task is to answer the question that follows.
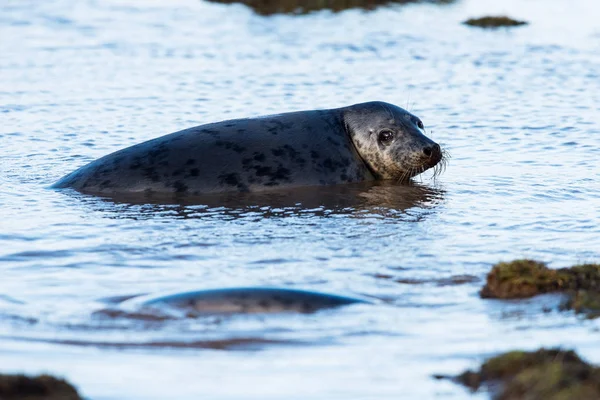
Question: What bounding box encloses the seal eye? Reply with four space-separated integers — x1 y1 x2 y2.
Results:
417 120 424 129
378 130 394 145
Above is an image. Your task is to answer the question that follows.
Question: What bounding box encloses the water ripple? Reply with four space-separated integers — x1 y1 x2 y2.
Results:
1 0 600 398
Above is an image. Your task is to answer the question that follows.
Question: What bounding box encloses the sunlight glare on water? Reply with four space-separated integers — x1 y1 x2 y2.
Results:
1 0 599 398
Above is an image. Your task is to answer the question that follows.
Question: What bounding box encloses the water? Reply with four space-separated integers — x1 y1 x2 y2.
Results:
1 0 600 398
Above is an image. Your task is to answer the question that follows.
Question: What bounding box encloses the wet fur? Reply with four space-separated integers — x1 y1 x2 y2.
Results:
53 101 443 195
344 102 442 181
131 287 368 315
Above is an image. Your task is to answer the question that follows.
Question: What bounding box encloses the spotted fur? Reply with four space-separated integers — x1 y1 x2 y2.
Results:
53 102 442 196
131 287 369 315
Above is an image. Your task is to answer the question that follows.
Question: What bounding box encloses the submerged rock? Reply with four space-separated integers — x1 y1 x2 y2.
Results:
480 259 600 318
0 373 82 400
442 348 600 400
463 16 528 28
562 290 600 319
207 0 455 15
373 273 480 286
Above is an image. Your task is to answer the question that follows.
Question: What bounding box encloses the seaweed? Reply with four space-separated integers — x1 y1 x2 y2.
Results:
0 373 82 400
463 16 528 28
207 0 456 15
442 348 600 400
480 260 600 318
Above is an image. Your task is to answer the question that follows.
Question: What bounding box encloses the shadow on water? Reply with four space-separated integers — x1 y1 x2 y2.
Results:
206 0 457 15
70 181 445 220
0 335 313 351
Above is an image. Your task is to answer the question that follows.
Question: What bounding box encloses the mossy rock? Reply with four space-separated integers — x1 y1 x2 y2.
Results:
564 264 600 291
207 0 455 15
480 260 600 318
563 290 600 319
0 373 82 400
463 16 528 28
451 348 600 400
480 259 571 299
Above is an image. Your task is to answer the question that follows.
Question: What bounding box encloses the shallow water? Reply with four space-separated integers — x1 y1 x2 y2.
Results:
1 0 600 398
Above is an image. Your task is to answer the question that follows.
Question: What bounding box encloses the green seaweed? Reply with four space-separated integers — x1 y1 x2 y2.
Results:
0 373 82 400
450 349 600 400
480 260 600 319
463 16 528 28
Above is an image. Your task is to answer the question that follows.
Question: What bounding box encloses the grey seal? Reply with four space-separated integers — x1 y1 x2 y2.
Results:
100 287 369 319
53 101 444 196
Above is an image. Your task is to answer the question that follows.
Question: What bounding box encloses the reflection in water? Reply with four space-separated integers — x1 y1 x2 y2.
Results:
207 0 456 15
71 181 445 219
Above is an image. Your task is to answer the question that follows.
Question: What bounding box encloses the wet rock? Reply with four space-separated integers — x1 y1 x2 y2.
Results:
0 373 82 400
441 348 600 400
435 274 481 286
480 259 600 318
562 290 600 319
564 263 600 291
374 273 479 286
463 16 528 28
207 0 455 15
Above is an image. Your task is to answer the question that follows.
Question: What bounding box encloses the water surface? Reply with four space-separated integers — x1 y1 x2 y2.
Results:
1 0 599 398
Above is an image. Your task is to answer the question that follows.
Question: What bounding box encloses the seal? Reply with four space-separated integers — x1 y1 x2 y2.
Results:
53 101 443 196
107 287 369 318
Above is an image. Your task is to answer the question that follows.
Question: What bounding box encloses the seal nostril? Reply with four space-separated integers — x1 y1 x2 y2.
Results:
423 147 432 157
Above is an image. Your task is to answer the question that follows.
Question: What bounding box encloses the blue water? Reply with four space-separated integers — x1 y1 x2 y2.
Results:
1 0 599 398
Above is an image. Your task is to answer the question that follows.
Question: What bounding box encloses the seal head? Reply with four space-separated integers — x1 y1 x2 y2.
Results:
343 101 443 181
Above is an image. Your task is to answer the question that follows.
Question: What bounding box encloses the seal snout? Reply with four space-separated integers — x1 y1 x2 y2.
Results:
421 142 442 168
